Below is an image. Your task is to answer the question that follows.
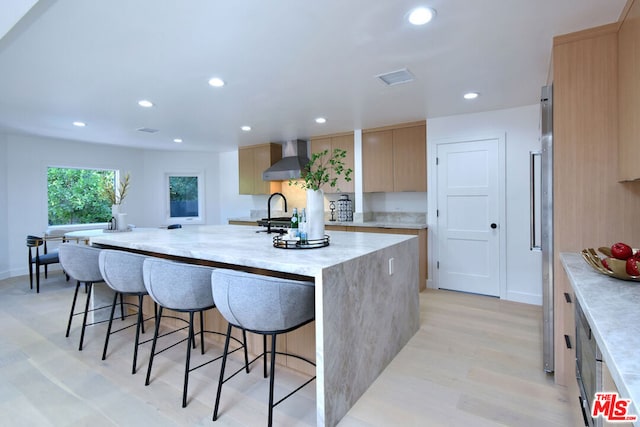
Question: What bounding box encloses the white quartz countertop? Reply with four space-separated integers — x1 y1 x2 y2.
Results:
228 217 427 230
90 224 416 278
560 253 640 421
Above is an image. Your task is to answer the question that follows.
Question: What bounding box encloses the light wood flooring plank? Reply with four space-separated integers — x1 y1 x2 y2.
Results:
0 273 577 426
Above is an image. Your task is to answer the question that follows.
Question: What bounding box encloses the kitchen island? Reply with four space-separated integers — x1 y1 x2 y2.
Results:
91 224 420 427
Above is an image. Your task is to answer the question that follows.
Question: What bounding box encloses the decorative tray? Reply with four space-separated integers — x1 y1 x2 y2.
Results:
273 235 329 249
581 247 640 282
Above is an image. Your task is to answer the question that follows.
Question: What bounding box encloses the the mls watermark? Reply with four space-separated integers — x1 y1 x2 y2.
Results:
592 392 638 422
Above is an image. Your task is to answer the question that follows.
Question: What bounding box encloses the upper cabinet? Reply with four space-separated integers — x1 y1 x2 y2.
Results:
362 121 426 192
238 143 282 195
310 132 355 193
618 0 640 181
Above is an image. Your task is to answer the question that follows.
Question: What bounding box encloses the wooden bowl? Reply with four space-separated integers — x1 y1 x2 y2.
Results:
581 247 640 282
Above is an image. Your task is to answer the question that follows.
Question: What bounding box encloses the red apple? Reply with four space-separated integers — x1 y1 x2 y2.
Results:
627 258 640 276
602 257 612 271
611 242 633 260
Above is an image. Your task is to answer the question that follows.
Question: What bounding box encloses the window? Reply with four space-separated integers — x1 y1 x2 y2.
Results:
47 167 117 225
166 172 204 224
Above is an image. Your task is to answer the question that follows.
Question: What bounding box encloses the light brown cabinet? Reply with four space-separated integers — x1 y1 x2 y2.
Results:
362 122 426 193
618 0 640 181
310 133 355 193
238 143 282 195
552 20 640 388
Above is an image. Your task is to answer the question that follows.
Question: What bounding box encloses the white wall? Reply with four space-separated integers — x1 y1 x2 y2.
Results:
3 133 222 278
427 104 543 305
0 134 8 279
141 150 220 226
218 150 273 221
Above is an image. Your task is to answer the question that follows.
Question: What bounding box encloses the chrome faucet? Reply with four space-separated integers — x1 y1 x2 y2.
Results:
267 192 288 234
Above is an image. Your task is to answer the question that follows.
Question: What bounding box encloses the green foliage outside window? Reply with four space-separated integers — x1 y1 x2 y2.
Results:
47 167 115 225
169 176 199 217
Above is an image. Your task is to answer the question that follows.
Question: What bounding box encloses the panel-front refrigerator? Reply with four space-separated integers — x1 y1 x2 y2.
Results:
540 84 554 373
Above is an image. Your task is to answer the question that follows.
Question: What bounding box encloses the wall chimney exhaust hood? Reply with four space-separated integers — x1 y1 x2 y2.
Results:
262 140 310 181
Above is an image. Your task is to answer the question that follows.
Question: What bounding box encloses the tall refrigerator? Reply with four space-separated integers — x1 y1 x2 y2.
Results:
540 84 554 373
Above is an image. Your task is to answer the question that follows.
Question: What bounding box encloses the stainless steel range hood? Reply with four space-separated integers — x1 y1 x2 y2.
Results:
262 140 310 181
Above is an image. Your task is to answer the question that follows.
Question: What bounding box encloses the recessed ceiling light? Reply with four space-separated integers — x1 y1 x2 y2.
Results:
173 138 183 143
315 117 327 124
208 77 225 87
138 100 154 108
463 92 480 100
73 121 86 127
408 7 436 26
241 126 252 132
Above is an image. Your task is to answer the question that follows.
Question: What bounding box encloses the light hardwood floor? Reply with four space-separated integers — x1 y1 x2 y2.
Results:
0 272 579 426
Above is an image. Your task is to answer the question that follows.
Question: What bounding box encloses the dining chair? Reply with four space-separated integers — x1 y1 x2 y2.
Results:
26 235 61 293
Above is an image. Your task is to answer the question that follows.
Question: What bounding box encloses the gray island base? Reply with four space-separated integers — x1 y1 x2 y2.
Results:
91 224 420 426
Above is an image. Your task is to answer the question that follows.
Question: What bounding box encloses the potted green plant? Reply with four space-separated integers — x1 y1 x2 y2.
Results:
290 149 352 240
290 148 353 192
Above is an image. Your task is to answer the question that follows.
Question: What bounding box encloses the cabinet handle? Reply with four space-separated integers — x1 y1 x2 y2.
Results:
564 292 572 303
564 334 572 349
578 396 589 426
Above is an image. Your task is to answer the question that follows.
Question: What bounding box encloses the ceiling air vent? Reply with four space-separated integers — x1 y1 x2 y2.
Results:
376 68 415 86
136 127 159 133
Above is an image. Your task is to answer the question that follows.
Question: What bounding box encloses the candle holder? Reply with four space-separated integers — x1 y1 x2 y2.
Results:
329 201 336 221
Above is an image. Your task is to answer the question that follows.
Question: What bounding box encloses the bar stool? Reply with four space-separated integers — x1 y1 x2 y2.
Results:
211 269 316 427
98 249 156 374
142 258 247 408
58 243 109 351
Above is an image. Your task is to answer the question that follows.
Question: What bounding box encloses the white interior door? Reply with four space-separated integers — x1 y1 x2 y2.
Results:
436 138 503 297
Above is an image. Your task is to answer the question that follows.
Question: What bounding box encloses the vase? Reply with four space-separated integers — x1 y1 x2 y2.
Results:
306 189 325 240
111 204 119 217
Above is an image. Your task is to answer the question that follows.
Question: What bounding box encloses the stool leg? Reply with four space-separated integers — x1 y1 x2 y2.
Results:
268 333 277 427
200 310 205 355
263 335 268 378
119 293 125 321
101 292 119 360
78 282 93 351
66 281 81 337
242 329 249 374
213 323 233 421
183 311 195 408
145 306 163 386
132 294 144 374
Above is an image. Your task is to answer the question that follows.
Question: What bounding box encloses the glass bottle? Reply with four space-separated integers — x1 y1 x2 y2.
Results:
299 208 307 243
290 207 299 236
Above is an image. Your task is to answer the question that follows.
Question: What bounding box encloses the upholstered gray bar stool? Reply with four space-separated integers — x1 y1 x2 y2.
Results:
58 243 109 351
98 249 156 374
142 258 247 408
211 269 316 427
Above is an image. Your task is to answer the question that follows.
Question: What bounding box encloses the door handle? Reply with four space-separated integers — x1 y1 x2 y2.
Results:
490 223 497 229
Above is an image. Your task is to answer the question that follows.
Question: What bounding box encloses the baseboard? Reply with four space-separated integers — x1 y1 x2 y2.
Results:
506 290 542 306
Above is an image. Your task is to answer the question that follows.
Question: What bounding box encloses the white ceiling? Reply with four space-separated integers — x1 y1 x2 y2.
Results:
0 0 627 152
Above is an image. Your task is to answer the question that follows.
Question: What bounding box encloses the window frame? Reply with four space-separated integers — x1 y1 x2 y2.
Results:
164 171 205 225
46 165 120 228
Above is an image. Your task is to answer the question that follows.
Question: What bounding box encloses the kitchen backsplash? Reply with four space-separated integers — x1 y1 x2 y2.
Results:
247 209 426 225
